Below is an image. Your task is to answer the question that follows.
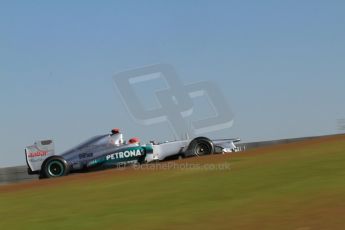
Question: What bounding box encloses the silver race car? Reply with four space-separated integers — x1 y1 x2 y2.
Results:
25 128 240 178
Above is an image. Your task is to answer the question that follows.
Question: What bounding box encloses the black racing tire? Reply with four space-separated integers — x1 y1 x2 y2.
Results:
40 156 70 179
187 137 215 157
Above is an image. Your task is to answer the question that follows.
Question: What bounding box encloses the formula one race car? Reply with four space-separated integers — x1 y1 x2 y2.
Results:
25 129 240 179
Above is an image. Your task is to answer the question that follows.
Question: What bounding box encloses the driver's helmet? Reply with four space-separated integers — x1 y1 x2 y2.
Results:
111 128 120 135
128 137 140 144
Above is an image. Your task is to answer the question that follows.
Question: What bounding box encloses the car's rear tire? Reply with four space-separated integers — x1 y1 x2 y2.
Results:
187 137 214 157
40 156 70 179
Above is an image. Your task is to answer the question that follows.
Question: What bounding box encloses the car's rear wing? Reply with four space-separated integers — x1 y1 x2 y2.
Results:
25 140 55 173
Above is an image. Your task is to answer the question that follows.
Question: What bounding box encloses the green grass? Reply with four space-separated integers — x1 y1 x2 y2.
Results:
1 136 345 230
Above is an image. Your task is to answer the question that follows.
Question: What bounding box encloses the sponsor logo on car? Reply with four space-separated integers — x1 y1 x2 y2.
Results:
106 149 143 161
28 151 48 158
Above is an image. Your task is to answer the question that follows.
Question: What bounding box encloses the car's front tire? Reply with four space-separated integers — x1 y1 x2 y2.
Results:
40 156 70 179
187 137 215 157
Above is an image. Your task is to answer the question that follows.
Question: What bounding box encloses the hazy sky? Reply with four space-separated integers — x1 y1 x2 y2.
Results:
1 0 345 167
